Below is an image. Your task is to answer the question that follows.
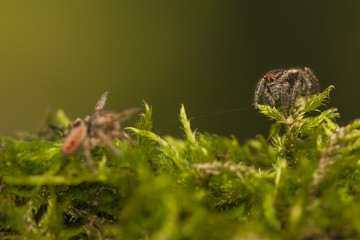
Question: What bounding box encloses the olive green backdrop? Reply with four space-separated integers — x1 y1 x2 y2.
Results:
0 1 359 140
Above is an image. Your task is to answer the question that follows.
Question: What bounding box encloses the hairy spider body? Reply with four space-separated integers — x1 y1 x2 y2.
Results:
62 91 139 171
254 67 319 115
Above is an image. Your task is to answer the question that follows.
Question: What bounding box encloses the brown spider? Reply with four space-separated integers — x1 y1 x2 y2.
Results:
62 91 139 171
254 67 319 115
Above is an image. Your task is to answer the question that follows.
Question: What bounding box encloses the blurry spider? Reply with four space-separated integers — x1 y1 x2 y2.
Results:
254 67 319 116
62 91 139 171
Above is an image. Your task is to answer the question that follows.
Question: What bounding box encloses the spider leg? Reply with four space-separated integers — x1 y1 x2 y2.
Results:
263 88 276 107
297 70 310 102
261 95 267 106
254 78 266 108
83 138 96 172
281 81 291 117
269 84 280 101
303 67 319 93
112 130 135 145
290 79 302 111
96 129 121 155
94 91 109 113
114 107 140 122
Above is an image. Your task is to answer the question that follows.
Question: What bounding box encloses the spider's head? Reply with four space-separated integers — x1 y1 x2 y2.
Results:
264 69 286 83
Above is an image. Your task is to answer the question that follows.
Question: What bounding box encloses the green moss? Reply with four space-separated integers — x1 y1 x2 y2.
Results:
1 85 360 239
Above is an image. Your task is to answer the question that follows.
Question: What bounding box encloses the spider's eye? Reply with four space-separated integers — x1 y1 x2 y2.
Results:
266 76 276 82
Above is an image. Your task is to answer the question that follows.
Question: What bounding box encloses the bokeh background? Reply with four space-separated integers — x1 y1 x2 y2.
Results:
1 1 359 141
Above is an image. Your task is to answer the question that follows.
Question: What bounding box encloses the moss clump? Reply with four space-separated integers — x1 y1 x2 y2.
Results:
1 85 360 239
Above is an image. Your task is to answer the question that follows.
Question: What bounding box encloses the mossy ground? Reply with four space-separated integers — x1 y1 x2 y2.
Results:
1 86 360 239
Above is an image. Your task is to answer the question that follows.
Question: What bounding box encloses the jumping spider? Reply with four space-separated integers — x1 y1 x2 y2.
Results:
254 67 319 116
62 91 139 171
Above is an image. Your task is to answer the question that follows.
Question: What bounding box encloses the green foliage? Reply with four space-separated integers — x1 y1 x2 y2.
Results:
1 86 360 239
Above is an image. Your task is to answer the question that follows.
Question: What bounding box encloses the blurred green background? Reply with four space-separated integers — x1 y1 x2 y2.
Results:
1 1 359 140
